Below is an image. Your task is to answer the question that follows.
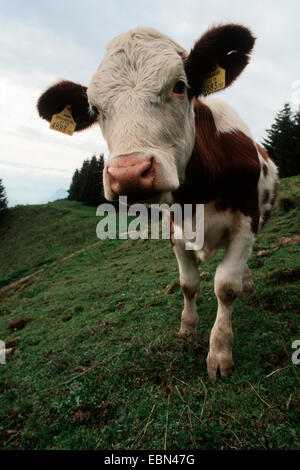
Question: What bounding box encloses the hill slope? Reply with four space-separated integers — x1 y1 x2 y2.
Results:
0 176 299 450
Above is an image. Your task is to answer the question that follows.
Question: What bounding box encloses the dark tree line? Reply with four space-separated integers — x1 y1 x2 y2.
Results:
0 178 8 216
68 154 107 206
263 103 300 178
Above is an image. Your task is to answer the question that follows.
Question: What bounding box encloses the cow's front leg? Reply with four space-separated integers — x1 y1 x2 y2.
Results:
206 218 255 379
173 239 199 335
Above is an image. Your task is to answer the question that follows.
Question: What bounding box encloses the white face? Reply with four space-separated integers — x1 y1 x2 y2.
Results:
87 28 195 203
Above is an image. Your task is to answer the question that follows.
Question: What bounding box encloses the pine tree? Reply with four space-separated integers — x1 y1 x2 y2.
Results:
83 155 105 206
68 169 81 201
0 178 8 216
68 154 106 206
78 159 92 203
293 108 300 176
263 103 299 177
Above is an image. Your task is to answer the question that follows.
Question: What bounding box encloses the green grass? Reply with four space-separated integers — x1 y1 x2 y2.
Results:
0 177 299 450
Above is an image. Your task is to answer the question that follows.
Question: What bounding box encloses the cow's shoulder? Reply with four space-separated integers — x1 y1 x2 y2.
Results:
200 96 253 139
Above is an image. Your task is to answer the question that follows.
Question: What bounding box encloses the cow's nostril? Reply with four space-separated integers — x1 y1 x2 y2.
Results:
141 158 153 179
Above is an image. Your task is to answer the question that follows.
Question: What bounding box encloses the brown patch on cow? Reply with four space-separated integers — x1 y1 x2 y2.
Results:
181 285 197 300
262 164 268 177
263 189 270 204
217 283 239 305
257 143 270 161
174 99 261 233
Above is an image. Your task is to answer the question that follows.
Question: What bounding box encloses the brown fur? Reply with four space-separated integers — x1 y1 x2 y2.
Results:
263 189 270 204
174 99 261 232
37 80 98 131
262 164 268 177
185 24 256 98
257 143 270 161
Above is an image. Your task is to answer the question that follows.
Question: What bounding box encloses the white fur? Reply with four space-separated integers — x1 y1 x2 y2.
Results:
202 97 254 139
87 27 195 201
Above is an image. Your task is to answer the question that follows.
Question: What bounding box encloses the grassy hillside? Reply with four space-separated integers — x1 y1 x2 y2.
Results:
0 177 299 450
0 201 102 287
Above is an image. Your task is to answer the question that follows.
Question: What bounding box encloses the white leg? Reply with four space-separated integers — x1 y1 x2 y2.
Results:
206 216 255 379
173 238 199 335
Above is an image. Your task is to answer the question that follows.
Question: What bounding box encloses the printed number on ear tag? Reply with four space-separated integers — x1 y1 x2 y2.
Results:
50 105 76 136
202 65 226 96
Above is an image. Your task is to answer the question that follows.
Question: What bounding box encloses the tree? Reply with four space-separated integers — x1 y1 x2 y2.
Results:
293 108 300 175
83 155 105 206
0 178 8 216
68 169 81 201
68 154 106 206
263 103 300 177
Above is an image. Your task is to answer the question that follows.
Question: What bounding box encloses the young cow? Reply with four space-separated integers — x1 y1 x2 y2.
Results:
38 24 278 379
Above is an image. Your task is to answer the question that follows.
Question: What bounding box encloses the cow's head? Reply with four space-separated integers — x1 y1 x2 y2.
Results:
38 24 255 203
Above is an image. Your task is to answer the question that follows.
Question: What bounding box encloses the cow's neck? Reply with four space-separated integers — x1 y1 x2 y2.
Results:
173 99 261 230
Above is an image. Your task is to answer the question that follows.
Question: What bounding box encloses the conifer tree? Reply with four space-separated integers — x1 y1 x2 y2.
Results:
68 169 81 201
263 103 299 177
68 154 106 206
0 178 8 215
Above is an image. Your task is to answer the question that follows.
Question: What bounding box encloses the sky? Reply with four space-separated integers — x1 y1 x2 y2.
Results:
0 0 299 206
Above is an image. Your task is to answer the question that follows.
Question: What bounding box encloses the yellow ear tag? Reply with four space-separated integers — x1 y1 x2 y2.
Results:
50 105 76 136
202 65 226 96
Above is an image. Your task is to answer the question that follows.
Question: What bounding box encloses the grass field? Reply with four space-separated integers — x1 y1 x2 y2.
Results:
0 176 299 450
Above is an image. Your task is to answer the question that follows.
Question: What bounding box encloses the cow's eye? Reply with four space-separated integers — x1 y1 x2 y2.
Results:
172 80 185 96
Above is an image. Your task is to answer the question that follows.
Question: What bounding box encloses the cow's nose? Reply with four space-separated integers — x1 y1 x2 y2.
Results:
107 155 155 197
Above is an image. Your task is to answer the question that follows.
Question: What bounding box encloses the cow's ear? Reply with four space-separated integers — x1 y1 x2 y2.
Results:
185 24 255 98
37 80 98 131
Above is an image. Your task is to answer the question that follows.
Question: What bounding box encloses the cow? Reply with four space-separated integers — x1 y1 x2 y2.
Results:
37 24 279 379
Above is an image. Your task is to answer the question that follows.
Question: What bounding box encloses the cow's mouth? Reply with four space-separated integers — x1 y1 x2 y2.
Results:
112 189 164 205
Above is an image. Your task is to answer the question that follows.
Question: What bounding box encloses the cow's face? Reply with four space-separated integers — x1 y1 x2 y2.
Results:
37 24 255 204
88 29 194 203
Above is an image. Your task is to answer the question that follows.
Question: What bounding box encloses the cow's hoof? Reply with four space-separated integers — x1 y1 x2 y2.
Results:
206 353 234 380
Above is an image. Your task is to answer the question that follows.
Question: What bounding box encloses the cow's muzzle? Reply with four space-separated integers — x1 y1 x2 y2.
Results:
107 154 156 199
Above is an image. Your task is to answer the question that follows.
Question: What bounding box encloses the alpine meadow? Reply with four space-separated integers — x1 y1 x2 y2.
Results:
0 175 299 450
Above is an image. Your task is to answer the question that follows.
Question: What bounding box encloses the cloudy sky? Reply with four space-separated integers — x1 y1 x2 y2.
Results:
1 0 299 206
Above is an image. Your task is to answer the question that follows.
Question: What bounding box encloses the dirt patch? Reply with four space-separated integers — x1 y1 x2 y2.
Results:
5 338 21 348
269 268 300 285
9 318 30 331
276 236 300 248
70 401 112 427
